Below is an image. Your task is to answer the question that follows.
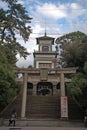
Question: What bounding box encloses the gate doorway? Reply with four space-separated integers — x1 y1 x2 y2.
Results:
37 82 53 96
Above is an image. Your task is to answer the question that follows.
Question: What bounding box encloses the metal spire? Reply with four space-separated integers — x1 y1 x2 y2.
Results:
44 18 47 37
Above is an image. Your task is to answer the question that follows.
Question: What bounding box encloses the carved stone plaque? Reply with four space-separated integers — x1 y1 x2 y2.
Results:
40 68 48 80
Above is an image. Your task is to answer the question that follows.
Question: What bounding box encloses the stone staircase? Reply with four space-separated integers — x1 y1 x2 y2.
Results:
1 95 83 120
1 95 60 119
26 96 60 118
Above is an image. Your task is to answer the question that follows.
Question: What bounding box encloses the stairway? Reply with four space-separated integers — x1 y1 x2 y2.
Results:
26 96 60 118
1 95 83 120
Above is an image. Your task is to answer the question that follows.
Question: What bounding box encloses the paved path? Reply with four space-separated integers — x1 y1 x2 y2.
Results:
2 119 84 127
0 126 87 130
0 119 87 130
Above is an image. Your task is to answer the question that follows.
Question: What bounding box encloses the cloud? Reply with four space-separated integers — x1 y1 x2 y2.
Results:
70 3 80 9
69 3 86 18
30 1 87 34
36 3 67 19
16 23 43 67
17 0 24 5
0 1 8 9
16 54 34 68
64 2 87 33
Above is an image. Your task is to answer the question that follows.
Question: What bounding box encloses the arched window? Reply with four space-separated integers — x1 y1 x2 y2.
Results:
42 46 49 52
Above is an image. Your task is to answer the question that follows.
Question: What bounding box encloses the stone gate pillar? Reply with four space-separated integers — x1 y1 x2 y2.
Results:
60 72 65 96
33 82 37 95
60 72 68 120
21 72 27 119
53 83 57 95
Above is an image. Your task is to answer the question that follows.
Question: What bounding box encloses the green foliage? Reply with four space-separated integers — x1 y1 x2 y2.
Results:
84 61 87 75
28 65 33 68
62 42 87 69
67 72 87 107
56 31 87 107
67 73 87 96
1 0 32 43
0 63 16 111
0 0 32 63
56 31 87 69
0 0 32 111
56 31 87 45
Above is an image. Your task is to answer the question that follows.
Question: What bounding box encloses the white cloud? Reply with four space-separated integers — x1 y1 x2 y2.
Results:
36 3 67 19
16 54 34 68
69 3 86 18
65 2 87 33
0 1 8 9
70 3 80 9
16 23 44 67
31 1 87 34
17 0 24 5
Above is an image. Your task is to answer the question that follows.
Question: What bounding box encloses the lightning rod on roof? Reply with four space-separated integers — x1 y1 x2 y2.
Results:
44 18 47 37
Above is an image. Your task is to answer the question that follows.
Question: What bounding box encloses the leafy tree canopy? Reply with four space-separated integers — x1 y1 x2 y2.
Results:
0 0 32 64
0 0 32 111
55 31 87 69
55 31 87 108
0 45 16 111
56 31 87 45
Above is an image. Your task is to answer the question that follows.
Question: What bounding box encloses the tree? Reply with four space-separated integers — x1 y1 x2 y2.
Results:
56 31 87 45
0 66 16 111
0 0 32 64
67 72 87 108
55 31 87 108
55 31 87 70
84 61 87 75
0 0 32 111
0 45 16 111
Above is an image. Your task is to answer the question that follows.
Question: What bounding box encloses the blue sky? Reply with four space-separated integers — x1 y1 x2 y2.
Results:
0 0 87 67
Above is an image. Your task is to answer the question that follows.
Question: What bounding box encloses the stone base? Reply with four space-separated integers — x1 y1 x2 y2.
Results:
20 117 27 120
60 117 68 121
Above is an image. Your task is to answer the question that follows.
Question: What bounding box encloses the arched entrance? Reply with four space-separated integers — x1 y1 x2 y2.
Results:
27 82 33 95
56 83 61 96
37 82 53 96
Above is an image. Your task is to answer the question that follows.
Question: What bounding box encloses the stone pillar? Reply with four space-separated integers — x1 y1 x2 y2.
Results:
33 83 37 95
60 72 65 96
60 72 68 120
53 84 57 95
21 73 27 119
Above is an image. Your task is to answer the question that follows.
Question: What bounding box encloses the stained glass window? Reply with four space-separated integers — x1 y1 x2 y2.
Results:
42 46 49 52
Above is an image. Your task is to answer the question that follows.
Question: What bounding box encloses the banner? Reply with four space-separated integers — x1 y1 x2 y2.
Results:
61 96 68 118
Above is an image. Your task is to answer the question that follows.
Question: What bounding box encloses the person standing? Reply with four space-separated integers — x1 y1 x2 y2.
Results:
84 108 87 127
84 109 87 122
9 111 17 126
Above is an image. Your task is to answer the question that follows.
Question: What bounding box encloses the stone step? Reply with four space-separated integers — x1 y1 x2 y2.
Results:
1 95 83 120
26 96 59 118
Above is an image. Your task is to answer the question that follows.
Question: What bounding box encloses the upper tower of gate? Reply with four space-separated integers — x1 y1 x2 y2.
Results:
33 33 58 69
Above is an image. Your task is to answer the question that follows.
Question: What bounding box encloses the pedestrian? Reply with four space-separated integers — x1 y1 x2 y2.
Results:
9 111 17 126
84 109 87 122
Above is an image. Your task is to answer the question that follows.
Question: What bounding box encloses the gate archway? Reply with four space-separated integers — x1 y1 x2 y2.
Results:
37 82 53 96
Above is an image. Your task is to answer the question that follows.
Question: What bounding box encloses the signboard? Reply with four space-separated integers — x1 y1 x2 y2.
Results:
40 68 48 80
60 96 68 118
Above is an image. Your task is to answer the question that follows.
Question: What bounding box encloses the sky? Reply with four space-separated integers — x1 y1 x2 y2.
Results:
0 0 87 67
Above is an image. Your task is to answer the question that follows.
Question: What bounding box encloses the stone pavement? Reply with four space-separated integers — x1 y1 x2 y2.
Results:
0 119 87 130
0 126 87 130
